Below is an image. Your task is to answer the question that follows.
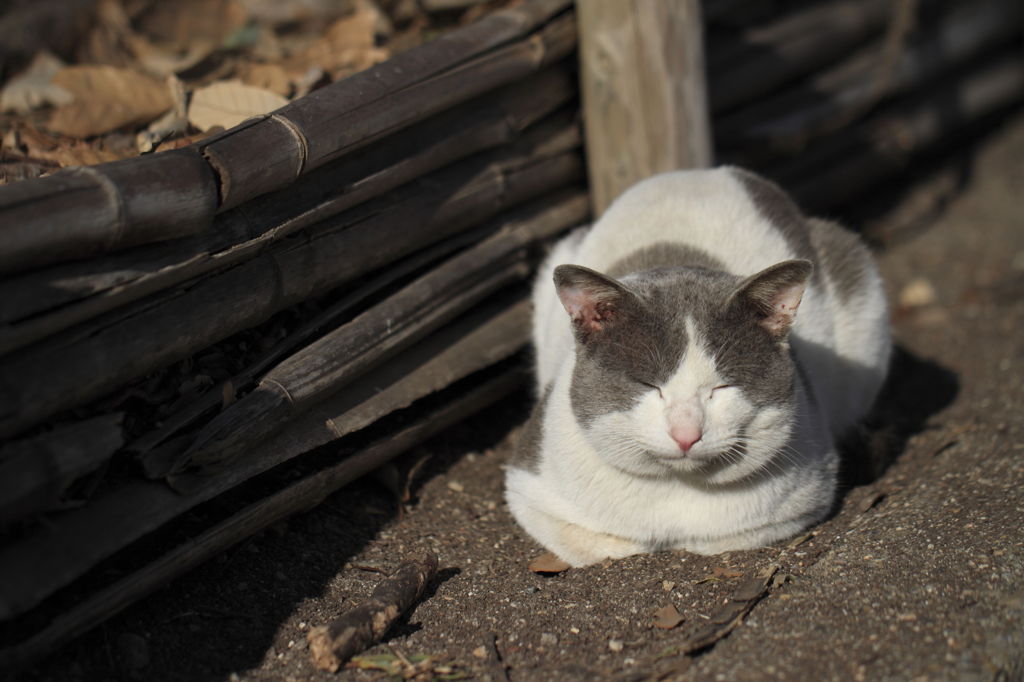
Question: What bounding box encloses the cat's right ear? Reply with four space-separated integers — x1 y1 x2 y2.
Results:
554 265 633 342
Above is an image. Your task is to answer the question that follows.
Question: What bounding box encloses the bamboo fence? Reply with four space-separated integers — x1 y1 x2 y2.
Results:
0 0 1021 667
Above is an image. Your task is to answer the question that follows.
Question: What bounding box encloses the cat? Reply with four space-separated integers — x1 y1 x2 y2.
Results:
504 167 891 567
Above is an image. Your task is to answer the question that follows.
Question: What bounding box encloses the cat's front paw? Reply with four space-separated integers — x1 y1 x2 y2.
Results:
551 521 645 567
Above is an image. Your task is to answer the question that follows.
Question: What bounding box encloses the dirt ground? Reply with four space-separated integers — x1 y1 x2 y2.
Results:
15 113 1024 681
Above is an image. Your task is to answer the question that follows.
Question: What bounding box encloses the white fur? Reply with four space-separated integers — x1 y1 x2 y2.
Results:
507 168 890 566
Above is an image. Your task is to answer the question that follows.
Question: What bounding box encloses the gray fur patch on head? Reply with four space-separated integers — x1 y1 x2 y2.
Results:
568 260 802 424
606 242 726 279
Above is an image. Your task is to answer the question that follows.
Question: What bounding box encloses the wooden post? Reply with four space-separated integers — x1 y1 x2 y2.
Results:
578 0 713 216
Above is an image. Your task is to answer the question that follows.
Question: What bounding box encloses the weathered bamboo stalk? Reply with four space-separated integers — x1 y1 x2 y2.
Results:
0 125 583 439
716 0 1020 153
0 150 218 276
0 70 575 355
130 213 519 463
0 413 123 527
0 365 526 667
174 189 589 475
204 4 576 208
708 0 893 113
783 51 1024 211
0 190 586 622
0 0 572 271
308 552 439 672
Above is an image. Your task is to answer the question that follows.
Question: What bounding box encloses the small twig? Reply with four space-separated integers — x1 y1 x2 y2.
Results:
307 551 438 672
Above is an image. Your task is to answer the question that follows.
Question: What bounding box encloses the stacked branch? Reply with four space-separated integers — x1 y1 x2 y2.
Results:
0 0 584 665
0 0 574 272
709 0 1023 210
716 0 1022 156
0 116 583 439
0 68 576 355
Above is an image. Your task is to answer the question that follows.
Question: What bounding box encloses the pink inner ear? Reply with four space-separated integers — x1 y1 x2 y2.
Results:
761 281 805 335
558 285 611 333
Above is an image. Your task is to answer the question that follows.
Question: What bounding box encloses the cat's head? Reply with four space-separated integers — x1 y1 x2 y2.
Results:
554 259 812 483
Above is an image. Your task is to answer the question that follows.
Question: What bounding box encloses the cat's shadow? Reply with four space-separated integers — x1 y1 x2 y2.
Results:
837 344 959 490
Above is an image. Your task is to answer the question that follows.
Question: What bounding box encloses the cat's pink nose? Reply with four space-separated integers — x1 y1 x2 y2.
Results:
670 425 702 452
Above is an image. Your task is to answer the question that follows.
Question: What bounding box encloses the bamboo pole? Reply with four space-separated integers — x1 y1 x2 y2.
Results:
0 366 526 668
0 0 573 271
0 150 218 276
0 70 576 356
708 0 892 113
130 214 520 464
781 51 1024 211
577 0 712 216
0 413 123 526
174 190 589 476
0 125 583 439
0 190 586 622
715 0 1019 154
204 5 577 209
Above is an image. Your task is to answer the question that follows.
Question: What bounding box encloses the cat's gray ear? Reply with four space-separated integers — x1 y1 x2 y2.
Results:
729 260 813 338
554 265 633 341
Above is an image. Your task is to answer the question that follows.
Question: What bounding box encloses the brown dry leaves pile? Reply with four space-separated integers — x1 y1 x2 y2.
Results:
0 0 510 185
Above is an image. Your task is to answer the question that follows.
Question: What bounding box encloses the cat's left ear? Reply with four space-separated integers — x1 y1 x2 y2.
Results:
554 264 634 342
729 260 813 338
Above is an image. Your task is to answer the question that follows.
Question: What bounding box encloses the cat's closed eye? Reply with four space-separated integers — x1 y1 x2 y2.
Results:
637 380 663 397
709 384 733 398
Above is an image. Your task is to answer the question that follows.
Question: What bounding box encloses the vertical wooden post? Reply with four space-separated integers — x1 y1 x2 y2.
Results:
577 0 712 216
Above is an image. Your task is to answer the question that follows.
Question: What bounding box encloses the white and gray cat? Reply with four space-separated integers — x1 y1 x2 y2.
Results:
505 167 891 566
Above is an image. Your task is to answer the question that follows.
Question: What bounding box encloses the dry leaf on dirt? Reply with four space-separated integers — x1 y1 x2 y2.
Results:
136 76 188 152
528 552 571 574
0 52 73 115
653 603 685 630
47 65 174 138
291 2 390 80
238 63 292 97
135 0 249 51
188 80 288 131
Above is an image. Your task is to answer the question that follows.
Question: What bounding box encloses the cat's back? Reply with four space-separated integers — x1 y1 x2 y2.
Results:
573 167 814 277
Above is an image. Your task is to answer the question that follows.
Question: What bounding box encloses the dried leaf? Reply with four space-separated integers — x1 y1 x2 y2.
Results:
653 603 684 630
528 553 571 574
47 66 174 138
291 3 390 80
135 0 249 51
187 80 288 132
238 63 292 97
0 52 73 115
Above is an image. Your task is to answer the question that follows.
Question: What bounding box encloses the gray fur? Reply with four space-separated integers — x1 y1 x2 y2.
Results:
512 386 551 473
567 255 805 425
807 218 872 304
729 168 819 275
607 242 725 279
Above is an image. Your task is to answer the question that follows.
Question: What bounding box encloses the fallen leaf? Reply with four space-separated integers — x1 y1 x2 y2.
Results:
47 65 174 137
0 51 73 115
187 80 288 132
238 63 292 97
528 552 571 574
653 603 685 630
48 142 127 168
154 130 219 153
898 277 937 309
291 2 390 80
135 0 249 52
